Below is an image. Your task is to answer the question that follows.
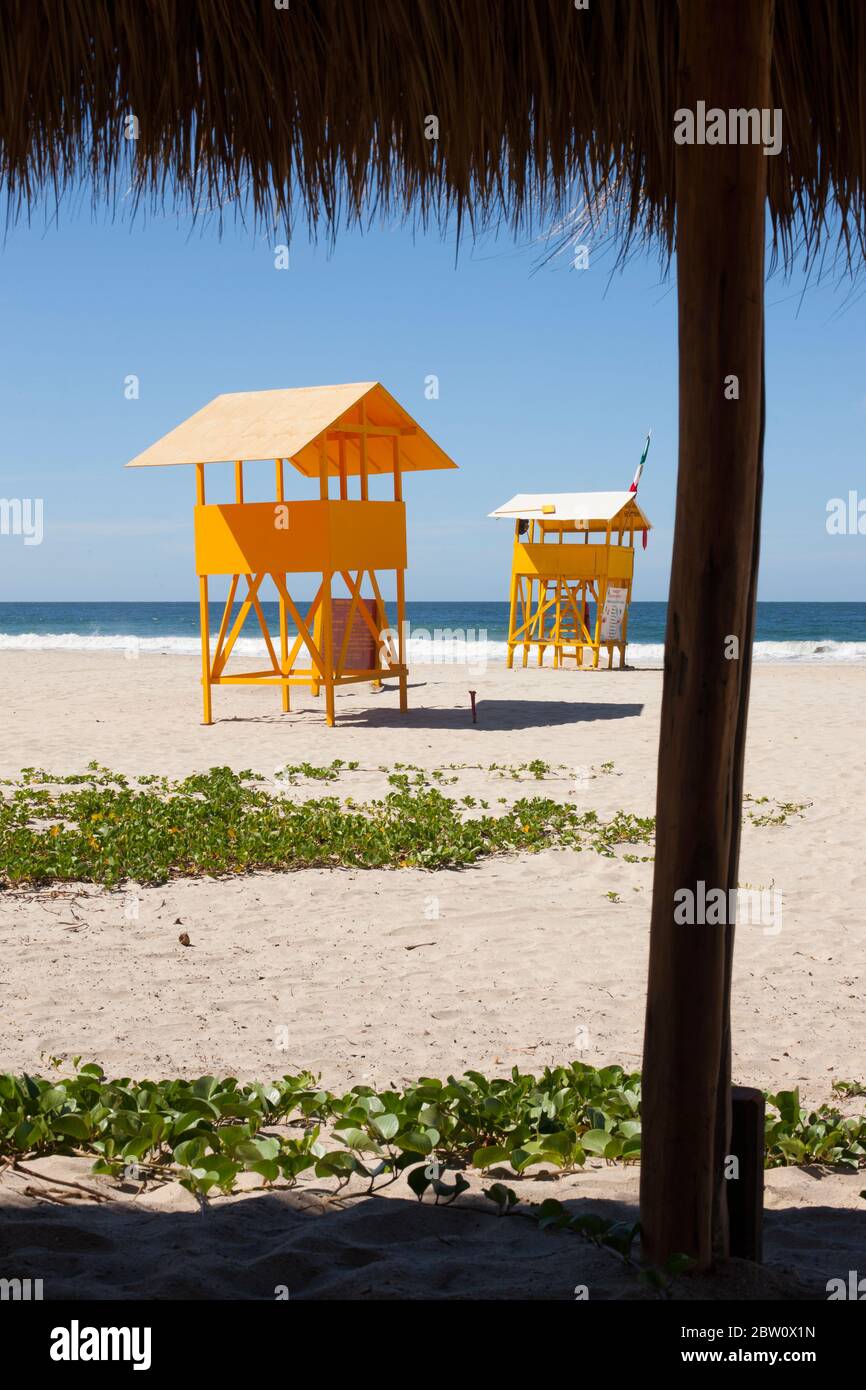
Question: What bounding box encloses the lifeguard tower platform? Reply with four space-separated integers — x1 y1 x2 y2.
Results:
126 382 456 725
490 491 651 670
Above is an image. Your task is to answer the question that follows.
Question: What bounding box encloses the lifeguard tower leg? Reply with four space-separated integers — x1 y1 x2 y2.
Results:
506 524 520 669
592 587 604 668
199 574 213 724
619 586 631 668
396 567 408 710
278 572 290 712
506 571 518 669
370 589 384 692
195 463 213 724
322 571 336 726
274 462 290 712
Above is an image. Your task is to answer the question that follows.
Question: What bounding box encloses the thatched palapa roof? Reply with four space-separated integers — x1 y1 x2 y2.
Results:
2 1 866 266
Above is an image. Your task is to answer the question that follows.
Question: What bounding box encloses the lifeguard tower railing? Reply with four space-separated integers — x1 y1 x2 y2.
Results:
126 382 457 725
490 491 651 670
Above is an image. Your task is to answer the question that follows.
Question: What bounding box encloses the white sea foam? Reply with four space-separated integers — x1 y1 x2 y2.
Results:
0 632 253 656
1 631 865 664
624 640 866 666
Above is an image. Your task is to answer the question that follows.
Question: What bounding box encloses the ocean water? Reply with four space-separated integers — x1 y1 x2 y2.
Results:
1 601 865 665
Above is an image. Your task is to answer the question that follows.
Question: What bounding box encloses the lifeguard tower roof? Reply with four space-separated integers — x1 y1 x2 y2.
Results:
126 381 457 477
490 491 651 529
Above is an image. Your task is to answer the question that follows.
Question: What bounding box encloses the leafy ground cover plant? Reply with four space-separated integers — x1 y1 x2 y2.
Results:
743 794 809 826
2 1061 862 1202
1 765 800 890
0 765 655 887
274 760 359 784
764 1084 866 1169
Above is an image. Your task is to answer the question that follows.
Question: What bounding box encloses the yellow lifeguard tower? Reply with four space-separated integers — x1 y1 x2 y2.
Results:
490 490 651 670
126 382 457 725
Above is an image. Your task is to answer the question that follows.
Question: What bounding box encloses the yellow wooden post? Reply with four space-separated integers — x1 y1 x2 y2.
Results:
318 435 329 501
593 521 612 669
234 460 244 503
522 520 533 667
395 569 408 710
576 578 585 667
338 437 348 499
358 397 369 500
554 527 565 667
196 462 213 724
392 436 402 501
392 436 407 709
617 524 635 669
506 521 520 668
322 569 335 726
275 457 290 711
316 435 335 721
506 575 519 669
619 591 631 669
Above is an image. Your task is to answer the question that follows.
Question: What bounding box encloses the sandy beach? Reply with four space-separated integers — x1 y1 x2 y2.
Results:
1 650 864 1298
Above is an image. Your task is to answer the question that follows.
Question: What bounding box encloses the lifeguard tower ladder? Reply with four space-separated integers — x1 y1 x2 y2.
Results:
126 382 457 725
489 492 651 670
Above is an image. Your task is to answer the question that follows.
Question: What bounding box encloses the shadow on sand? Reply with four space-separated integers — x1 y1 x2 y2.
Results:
336 699 645 732
209 687 643 733
0 1182 852 1300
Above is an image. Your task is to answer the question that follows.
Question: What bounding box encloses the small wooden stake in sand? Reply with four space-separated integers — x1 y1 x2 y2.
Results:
728 1086 765 1263
469 690 477 723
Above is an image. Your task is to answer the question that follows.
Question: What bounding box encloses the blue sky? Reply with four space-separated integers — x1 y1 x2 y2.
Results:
1 197 864 601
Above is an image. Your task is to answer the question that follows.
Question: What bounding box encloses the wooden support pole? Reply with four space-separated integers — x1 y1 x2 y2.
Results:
234 460 244 503
640 0 772 1268
195 462 212 725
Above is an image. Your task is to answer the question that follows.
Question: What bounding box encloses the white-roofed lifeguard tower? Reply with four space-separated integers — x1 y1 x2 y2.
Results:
490 490 651 670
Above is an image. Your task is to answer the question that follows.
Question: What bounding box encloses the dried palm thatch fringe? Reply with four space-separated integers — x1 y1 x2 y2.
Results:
1 0 866 268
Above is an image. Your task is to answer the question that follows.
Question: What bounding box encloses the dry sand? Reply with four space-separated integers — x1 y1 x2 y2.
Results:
0 650 863 1299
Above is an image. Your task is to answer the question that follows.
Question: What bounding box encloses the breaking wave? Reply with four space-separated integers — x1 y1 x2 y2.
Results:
2 631 865 664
